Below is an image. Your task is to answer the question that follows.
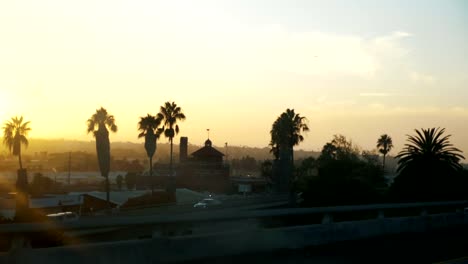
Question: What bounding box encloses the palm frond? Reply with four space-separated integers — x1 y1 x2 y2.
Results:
396 127 464 173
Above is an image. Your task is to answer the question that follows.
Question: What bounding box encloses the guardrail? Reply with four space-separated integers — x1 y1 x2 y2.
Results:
1 200 468 263
0 200 466 234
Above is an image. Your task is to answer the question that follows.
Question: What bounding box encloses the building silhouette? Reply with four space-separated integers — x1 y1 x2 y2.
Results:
178 138 230 193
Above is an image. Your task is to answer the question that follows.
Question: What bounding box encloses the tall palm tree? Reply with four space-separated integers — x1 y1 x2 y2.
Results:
158 101 186 192
3 116 31 218
395 128 464 173
270 108 309 162
3 116 31 170
270 109 309 194
87 107 117 207
138 114 163 195
377 134 393 171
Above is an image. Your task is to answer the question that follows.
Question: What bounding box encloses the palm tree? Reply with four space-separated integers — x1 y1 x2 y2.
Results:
3 116 31 218
3 116 31 170
270 109 309 162
270 109 309 194
87 107 117 207
393 128 464 201
138 114 163 195
377 134 393 172
158 101 186 192
396 128 464 173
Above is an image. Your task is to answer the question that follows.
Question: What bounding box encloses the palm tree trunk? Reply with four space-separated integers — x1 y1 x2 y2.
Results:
169 137 174 193
383 154 386 172
106 176 110 209
289 146 296 206
150 156 153 196
170 137 173 174
18 148 23 170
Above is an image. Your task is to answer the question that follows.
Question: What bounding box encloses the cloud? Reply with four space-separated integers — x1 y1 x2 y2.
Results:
410 72 436 84
143 25 414 79
359 93 392 97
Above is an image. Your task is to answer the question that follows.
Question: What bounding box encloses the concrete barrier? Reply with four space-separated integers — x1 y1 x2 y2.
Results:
2 212 467 264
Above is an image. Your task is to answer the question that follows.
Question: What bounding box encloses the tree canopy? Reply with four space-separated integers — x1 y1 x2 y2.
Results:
391 128 466 201
269 109 309 160
3 116 31 169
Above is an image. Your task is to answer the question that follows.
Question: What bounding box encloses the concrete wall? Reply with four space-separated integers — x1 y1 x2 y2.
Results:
2 212 467 264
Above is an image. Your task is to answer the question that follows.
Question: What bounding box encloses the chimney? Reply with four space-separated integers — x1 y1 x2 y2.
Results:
180 137 188 163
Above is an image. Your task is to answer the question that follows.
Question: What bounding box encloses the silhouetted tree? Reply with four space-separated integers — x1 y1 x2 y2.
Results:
396 128 463 173
158 101 186 192
377 134 393 172
392 128 465 201
125 173 137 190
269 109 308 196
87 107 117 208
270 109 309 162
3 116 31 220
302 135 385 206
138 114 163 195
3 116 31 170
294 157 317 193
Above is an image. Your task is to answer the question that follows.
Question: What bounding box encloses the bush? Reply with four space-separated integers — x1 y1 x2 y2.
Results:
302 177 384 207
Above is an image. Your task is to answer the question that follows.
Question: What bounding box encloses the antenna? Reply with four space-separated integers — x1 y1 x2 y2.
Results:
225 142 229 163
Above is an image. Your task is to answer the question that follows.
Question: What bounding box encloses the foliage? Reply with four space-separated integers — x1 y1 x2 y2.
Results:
391 128 466 201
158 101 186 143
231 155 258 172
138 114 163 194
260 160 274 189
294 157 317 192
138 114 163 160
87 107 118 178
377 134 393 171
300 135 385 206
301 176 383 207
87 107 117 205
396 128 463 173
2 116 31 169
158 101 185 191
269 109 309 160
125 172 137 190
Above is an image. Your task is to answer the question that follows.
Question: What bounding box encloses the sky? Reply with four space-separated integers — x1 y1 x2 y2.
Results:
0 0 467 156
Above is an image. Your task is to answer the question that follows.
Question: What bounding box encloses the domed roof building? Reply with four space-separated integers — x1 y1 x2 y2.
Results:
191 139 225 164
177 137 230 193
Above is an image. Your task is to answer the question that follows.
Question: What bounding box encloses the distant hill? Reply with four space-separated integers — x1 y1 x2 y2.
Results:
0 138 320 162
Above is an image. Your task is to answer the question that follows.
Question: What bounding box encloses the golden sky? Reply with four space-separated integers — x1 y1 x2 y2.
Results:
1 1 467 156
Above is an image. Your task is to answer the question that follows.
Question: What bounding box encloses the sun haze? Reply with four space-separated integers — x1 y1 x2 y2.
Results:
0 1 467 154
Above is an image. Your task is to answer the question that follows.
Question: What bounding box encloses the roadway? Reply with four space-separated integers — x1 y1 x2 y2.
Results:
63 195 289 243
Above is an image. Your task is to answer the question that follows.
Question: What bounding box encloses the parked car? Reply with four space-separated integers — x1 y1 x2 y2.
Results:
193 198 222 208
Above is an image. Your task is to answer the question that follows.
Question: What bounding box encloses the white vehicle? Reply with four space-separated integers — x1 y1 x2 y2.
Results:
193 198 222 208
47 212 79 223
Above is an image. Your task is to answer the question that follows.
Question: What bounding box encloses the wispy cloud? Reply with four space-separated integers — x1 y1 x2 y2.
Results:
410 72 436 84
359 92 415 97
359 93 392 97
